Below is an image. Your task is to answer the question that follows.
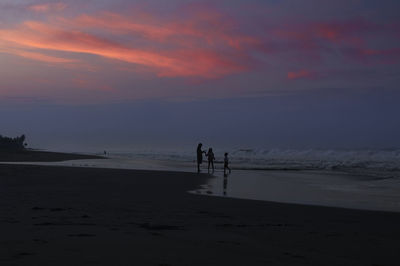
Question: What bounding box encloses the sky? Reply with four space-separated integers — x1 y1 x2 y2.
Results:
0 0 399 151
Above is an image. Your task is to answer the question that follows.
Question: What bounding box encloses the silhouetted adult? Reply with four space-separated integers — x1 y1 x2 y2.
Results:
206 148 215 173
197 143 205 172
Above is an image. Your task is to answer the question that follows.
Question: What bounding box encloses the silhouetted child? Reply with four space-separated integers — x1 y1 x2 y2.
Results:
206 148 215 172
224 152 231 175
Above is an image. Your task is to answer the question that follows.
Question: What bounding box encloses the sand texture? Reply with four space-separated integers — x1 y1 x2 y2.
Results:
0 164 400 265
0 150 104 162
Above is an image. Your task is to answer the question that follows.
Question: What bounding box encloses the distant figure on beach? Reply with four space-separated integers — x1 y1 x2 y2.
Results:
224 152 231 175
206 148 215 173
104 150 107 156
196 143 206 172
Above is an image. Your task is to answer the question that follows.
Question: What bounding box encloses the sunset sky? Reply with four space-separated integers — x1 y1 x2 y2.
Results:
1 0 399 151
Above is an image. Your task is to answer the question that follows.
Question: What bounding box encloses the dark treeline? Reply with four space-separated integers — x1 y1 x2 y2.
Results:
0 134 27 151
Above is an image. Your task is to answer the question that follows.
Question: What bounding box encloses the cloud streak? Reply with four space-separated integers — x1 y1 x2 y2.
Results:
1 4 399 78
278 19 400 63
0 6 259 78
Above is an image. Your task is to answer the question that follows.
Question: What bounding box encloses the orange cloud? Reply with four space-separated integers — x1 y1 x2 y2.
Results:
0 19 247 78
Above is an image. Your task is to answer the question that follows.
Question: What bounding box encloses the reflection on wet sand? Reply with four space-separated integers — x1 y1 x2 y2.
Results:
223 173 229 196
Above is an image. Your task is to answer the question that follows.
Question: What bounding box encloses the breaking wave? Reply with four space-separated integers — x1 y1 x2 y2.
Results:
107 148 400 178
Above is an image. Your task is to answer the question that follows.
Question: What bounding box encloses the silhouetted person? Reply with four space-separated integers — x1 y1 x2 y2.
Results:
224 152 231 175
206 148 215 173
197 143 206 172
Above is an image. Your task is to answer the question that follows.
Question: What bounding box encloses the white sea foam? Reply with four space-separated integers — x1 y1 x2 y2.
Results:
103 148 400 178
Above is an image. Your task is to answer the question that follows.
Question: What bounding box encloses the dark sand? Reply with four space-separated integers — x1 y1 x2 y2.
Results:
1 163 400 265
0 150 104 162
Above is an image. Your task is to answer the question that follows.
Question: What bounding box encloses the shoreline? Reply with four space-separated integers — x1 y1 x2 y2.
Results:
3 151 400 214
0 149 105 162
2 160 400 215
1 163 400 265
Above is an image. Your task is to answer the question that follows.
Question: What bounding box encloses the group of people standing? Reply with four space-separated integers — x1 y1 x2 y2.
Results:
196 143 231 175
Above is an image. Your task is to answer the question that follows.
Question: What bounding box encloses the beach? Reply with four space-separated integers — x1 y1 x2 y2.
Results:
0 150 104 162
2 0 398 264
1 153 400 265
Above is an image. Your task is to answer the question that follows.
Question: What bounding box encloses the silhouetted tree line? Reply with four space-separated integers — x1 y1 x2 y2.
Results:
0 134 27 150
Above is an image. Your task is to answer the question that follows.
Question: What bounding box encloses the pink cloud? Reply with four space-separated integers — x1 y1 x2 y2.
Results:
287 70 315 80
269 19 400 69
359 48 400 64
0 6 261 78
0 20 249 78
0 3 399 89
61 10 261 51
271 19 375 51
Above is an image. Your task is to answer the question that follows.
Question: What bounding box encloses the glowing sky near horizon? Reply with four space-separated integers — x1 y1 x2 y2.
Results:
0 0 399 103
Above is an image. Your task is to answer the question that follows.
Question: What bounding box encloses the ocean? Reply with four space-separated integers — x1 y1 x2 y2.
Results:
98 148 400 179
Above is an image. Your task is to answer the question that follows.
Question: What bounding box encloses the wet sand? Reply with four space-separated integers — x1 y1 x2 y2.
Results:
0 150 104 162
1 163 400 265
